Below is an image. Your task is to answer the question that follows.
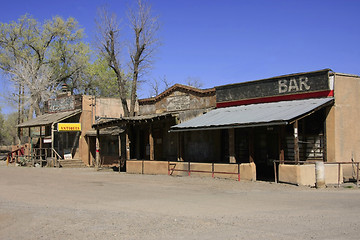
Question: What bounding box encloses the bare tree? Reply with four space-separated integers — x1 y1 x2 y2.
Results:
186 76 203 89
96 7 130 116
11 58 56 116
148 75 173 97
149 77 160 97
96 1 159 117
128 0 159 116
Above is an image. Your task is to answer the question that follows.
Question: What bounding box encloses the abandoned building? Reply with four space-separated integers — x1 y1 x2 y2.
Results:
92 69 360 186
13 69 360 186
92 84 216 170
169 69 360 185
15 89 133 167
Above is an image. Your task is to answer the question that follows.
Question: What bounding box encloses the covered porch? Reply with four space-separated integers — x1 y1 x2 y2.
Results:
170 98 334 181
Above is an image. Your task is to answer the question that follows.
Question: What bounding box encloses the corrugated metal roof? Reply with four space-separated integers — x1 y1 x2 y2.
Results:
17 109 82 128
170 98 333 131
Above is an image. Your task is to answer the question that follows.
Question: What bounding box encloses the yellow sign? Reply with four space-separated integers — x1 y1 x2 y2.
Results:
58 123 81 132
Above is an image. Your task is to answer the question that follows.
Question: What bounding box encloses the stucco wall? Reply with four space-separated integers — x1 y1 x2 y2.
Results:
79 96 135 165
278 163 343 186
139 88 216 116
126 160 256 181
333 74 360 163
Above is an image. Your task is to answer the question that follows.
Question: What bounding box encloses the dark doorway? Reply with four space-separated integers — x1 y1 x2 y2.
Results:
254 127 278 181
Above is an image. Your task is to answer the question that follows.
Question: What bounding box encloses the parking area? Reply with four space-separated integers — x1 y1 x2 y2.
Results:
1 163 360 240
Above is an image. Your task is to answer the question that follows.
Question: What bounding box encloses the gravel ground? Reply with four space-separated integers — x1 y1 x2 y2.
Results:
1 162 360 240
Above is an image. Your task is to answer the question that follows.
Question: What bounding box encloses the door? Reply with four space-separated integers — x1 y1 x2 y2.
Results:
254 128 278 181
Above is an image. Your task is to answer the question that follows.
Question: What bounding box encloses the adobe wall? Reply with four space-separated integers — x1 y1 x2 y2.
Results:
278 163 343 186
126 160 257 181
79 96 136 166
333 74 360 163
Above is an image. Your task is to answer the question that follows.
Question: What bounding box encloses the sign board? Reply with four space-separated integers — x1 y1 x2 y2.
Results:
167 95 190 112
216 69 332 107
58 123 81 132
48 95 75 113
43 137 52 143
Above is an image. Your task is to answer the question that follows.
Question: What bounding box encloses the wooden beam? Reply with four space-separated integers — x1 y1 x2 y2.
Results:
294 120 300 164
96 129 100 169
126 130 130 161
249 128 254 163
279 126 285 164
177 132 184 162
149 125 154 160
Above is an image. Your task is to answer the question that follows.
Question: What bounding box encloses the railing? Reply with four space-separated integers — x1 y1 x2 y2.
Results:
273 160 360 187
51 148 63 167
6 147 25 164
7 147 63 167
168 161 241 181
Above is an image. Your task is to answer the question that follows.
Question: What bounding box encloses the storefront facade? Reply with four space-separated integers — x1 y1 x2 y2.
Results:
171 69 360 184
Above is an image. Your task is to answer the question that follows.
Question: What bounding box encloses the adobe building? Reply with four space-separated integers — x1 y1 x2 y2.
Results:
92 84 216 171
16 90 132 167
170 69 360 185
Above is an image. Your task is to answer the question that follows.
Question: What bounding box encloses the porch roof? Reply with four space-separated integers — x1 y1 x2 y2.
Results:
86 127 124 136
170 98 334 132
92 112 176 129
17 109 82 128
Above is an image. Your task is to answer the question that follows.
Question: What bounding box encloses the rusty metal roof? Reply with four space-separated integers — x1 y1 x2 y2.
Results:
170 98 334 131
17 110 82 128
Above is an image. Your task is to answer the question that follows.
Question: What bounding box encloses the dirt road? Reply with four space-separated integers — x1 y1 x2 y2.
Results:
0 163 360 240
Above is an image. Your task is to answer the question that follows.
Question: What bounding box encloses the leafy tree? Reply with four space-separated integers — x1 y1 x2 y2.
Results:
0 15 89 119
0 109 4 144
0 111 17 145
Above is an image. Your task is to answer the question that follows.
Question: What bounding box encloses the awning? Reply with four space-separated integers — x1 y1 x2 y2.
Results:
170 98 334 132
86 127 124 136
17 109 82 128
93 113 176 129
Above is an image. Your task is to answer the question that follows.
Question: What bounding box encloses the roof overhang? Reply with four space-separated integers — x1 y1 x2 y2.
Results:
85 127 124 136
16 110 82 128
170 98 334 132
92 113 176 129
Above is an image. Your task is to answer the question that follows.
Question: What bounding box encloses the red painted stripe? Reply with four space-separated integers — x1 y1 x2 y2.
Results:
216 90 334 108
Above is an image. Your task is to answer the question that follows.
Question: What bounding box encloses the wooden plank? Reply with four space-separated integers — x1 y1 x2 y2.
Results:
149 125 154 160
294 120 300 164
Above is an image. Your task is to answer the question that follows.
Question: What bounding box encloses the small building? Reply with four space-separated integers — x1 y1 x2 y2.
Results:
16 90 132 167
170 69 360 185
92 84 216 170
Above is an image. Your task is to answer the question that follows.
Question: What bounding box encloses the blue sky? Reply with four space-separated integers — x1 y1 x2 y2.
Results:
1 0 360 114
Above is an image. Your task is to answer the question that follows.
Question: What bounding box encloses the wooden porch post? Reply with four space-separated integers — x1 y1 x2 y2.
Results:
39 126 43 149
118 134 122 160
149 125 154 160
177 132 184 162
39 126 43 167
229 128 236 163
294 120 300 164
95 129 100 169
136 128 140 160
249 128 254 163
279 126 285 164
126 129 130 161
